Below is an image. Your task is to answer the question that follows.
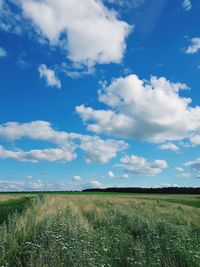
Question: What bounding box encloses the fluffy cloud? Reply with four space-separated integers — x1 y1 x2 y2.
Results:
80 137 128 163
0 121 128 164
90 179 104 188
39 64 61 89
159 143 179 152
0 146 76 163
107 171 115 178
186 38 200 54
107 171 128 179
73 175 82 182
189 134 200 146
77 74 200 144
182 0 192 11
0 121 69 145
0 46 7 57
117 155 168 176
20 0 131 67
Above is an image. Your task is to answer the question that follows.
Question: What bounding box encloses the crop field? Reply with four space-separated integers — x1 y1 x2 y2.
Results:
0 193 200 267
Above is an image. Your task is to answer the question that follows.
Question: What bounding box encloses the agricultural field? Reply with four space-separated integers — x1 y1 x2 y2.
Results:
0 193 200 267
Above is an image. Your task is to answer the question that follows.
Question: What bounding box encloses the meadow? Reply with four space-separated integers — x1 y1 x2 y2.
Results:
0 193 199 267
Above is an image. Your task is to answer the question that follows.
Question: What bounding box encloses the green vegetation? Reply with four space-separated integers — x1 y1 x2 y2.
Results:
0 195 32 224
0 194 199 267
132 195 200 208
158 198 200 208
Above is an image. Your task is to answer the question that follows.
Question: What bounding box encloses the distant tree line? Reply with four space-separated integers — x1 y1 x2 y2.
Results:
0 187 199 194
82 187 200 194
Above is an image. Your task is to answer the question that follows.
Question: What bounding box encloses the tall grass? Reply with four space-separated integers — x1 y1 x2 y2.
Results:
0 194 199 266
0 196 32 224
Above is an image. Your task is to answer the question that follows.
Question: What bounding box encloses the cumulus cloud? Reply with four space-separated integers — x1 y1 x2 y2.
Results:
117 155 168 176
90 179 104 188
0 46 7 57
0 121 128 164
182 0 192 11
19 0 131 67
0 121 69 145
0 146 76 163
39 64 61 89
107 171 128 179
159 143 179 152
189 134 200 146
80 137 128 163
186 38 200 54
73 175 82 182
76 74 200 144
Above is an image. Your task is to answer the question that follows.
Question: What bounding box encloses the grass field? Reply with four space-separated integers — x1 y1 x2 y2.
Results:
0 193 199 267
0 194 33 224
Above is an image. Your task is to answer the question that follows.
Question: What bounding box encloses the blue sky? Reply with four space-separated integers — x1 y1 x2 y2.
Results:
0 0 200 191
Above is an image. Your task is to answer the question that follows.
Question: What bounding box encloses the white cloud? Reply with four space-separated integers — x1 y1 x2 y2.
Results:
0 121 128 164
177 172 191 178
159 143 179 152
107 171 128 179
0 180 25 192
0 146 76 163
77 74 200 144
189 134 200 146
108 171 115 178
0 1 24 35
182 0 192 11
0 146 23 161
20 0 131 67
0 121 69 145
90 179 104 188
24 148 76 162
117 155 168 176
185 158 200 174
175 167 184 172
186 38 200 54
39 64 61 89
0 46 7 57
80 136 128 164
0 179 84 192
60 62 95 79
73 175 82 182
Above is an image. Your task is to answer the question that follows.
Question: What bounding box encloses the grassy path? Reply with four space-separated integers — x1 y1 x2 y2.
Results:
0 196 33 224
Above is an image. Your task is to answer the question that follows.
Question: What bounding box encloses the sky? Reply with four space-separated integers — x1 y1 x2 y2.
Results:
0 0 200 191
